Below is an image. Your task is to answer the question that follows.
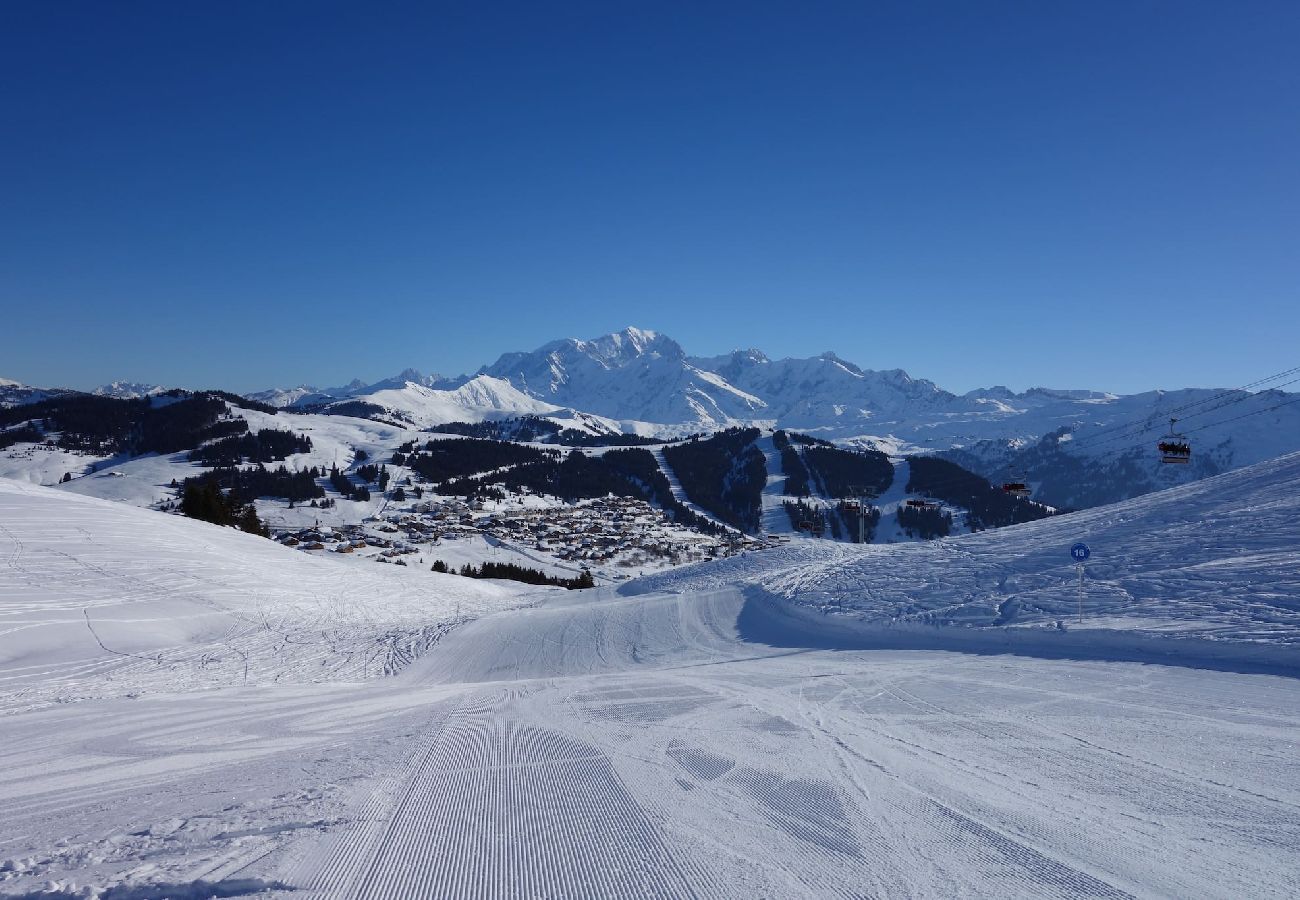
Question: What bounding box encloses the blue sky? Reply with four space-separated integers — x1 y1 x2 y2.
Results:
1 1 1296 395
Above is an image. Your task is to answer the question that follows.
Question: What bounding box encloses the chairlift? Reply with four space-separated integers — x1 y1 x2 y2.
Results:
904 498 935 510
1001 472 1031 499
1158 418 1191 464
797 519 814 532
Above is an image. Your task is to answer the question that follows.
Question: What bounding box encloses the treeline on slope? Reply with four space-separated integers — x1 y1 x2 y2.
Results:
430 417 667 447
802 444 893 499
188 429 312 465
783 499 826 534
0 425 43 451
773 430 811 496
906 456 1053 530
178 479 268 536
0 393 258 457
431 559 595 589
783 497 882 542
837 500 882 543
397 438 559 484
772 430 894 500
355 463 390 491
298 400 402 424
328 464 374 501
897 502 952 539
662 427 765 533
206 391 279 415
182 464 326 504
435 447 727 536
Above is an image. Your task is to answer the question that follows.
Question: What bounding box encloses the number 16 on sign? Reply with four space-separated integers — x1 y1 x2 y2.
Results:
1070 543 1090 623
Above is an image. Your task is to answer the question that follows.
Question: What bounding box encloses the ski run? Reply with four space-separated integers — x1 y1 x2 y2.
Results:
2 452 1300 898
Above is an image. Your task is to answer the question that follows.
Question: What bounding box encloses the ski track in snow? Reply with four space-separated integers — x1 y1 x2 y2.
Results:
3 454 1300 897
755 435 797 537
261 588 1296 899
650 446 735 534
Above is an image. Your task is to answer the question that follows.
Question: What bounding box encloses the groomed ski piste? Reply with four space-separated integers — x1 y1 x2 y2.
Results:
2 453 1299 898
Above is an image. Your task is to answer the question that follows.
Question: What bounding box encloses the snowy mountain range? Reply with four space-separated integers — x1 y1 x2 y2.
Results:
246 368 447 409
92 381 172 399
247 327 1298 500
6 326 1298 509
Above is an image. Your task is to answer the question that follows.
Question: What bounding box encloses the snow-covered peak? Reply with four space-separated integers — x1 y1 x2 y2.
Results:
479 328 761 424
816 352 867 378
349 375 567 428
689 349 771 384
1024 387 1120 402
965 385 1018 400
0 379 76 408
555 327 683 369
581 326 671 363
247 369 445 408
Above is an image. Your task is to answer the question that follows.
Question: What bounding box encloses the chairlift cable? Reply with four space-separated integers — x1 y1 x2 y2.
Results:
1063 365 1300 452
1068 370 1300 452
1087 393 1300 463
1179 393 1300 437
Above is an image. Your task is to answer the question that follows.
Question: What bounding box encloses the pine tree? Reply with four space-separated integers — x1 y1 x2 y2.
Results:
238 506 267 536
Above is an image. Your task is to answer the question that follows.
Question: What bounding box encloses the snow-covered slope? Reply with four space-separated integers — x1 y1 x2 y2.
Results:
353 375 567 427
0 479 528 713
323 374 647 436
944 385 1300 509
637 449 1300 666
0 377 76 408
1 456 1297 898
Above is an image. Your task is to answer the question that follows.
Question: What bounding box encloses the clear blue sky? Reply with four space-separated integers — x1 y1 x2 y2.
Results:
2 1 1296 395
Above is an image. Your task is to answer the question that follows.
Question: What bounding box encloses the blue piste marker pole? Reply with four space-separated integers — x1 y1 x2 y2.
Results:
1070 543 1090 622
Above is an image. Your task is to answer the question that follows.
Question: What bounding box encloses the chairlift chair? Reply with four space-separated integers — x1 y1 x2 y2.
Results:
1158 418 1192 464
1001 472 1031 499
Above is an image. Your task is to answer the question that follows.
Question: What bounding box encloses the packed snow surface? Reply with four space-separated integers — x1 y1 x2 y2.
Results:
2 453 1299 897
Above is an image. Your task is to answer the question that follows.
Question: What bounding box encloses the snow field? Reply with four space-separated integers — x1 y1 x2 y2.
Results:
0 479 528 714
